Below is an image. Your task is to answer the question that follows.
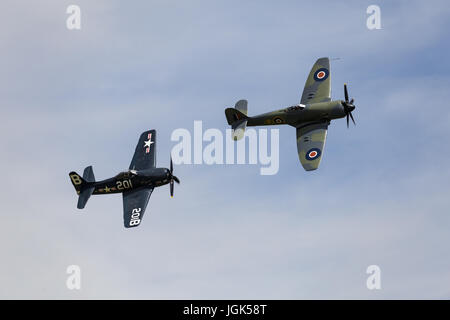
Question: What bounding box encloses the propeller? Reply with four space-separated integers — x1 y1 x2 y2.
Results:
342 83 356 128
169 156 180 197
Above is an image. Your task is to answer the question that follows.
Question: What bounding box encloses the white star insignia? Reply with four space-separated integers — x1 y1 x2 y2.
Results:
144 139 154 148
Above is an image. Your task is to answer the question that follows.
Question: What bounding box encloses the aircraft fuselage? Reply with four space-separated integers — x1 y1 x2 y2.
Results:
247 100 346 127
82 168 171 195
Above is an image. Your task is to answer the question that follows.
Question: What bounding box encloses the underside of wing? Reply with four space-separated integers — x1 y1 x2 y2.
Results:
296 122 328 171
129 130 156 170
123 187 153 228
300 57 331 105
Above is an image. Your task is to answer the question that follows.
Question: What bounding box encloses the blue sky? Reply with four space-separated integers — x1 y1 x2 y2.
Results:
1 0 450 299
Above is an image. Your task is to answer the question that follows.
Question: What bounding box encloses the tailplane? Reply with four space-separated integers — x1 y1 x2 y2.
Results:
225 99 249 140
69 166 96 209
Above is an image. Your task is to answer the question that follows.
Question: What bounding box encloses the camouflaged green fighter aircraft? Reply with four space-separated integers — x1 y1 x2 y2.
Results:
225 57 356 171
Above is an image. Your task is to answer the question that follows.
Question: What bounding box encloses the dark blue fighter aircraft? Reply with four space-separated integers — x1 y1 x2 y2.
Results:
69 130 180 228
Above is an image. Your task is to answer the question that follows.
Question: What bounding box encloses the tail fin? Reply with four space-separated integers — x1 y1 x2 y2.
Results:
69 166 96 209
225 99 248 125
82 166 95 183
235 99 248 116
225 99 249 141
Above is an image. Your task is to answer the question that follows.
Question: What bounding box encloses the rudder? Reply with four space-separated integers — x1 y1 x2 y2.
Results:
69 171 86 194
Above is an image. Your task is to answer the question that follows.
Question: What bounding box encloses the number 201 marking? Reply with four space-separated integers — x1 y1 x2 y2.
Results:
117 179 133 190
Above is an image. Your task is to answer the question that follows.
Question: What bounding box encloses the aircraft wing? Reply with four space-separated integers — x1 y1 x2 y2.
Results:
129 130 156 170
123 187 153 228
300 57 331 105
296 122 328 171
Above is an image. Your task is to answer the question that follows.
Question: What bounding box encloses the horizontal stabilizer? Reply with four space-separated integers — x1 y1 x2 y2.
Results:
77 186 95 209
231 119 247 141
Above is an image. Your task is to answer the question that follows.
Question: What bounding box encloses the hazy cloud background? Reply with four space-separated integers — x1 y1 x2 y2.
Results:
0 0 449 299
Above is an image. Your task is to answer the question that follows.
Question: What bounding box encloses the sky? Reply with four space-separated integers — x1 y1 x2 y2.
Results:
1 0 450 299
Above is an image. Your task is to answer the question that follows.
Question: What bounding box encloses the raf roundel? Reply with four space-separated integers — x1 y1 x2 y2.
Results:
313 68 329 82
273 116 284 124
305 148 322 161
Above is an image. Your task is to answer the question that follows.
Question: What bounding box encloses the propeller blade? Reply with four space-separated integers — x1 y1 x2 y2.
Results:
344 84 349 102
169 156 176 197
346 114 349 128
349 112 356 125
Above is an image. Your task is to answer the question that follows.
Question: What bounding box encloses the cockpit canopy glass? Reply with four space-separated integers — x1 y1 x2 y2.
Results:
286 104 305 112
115 170 137 179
